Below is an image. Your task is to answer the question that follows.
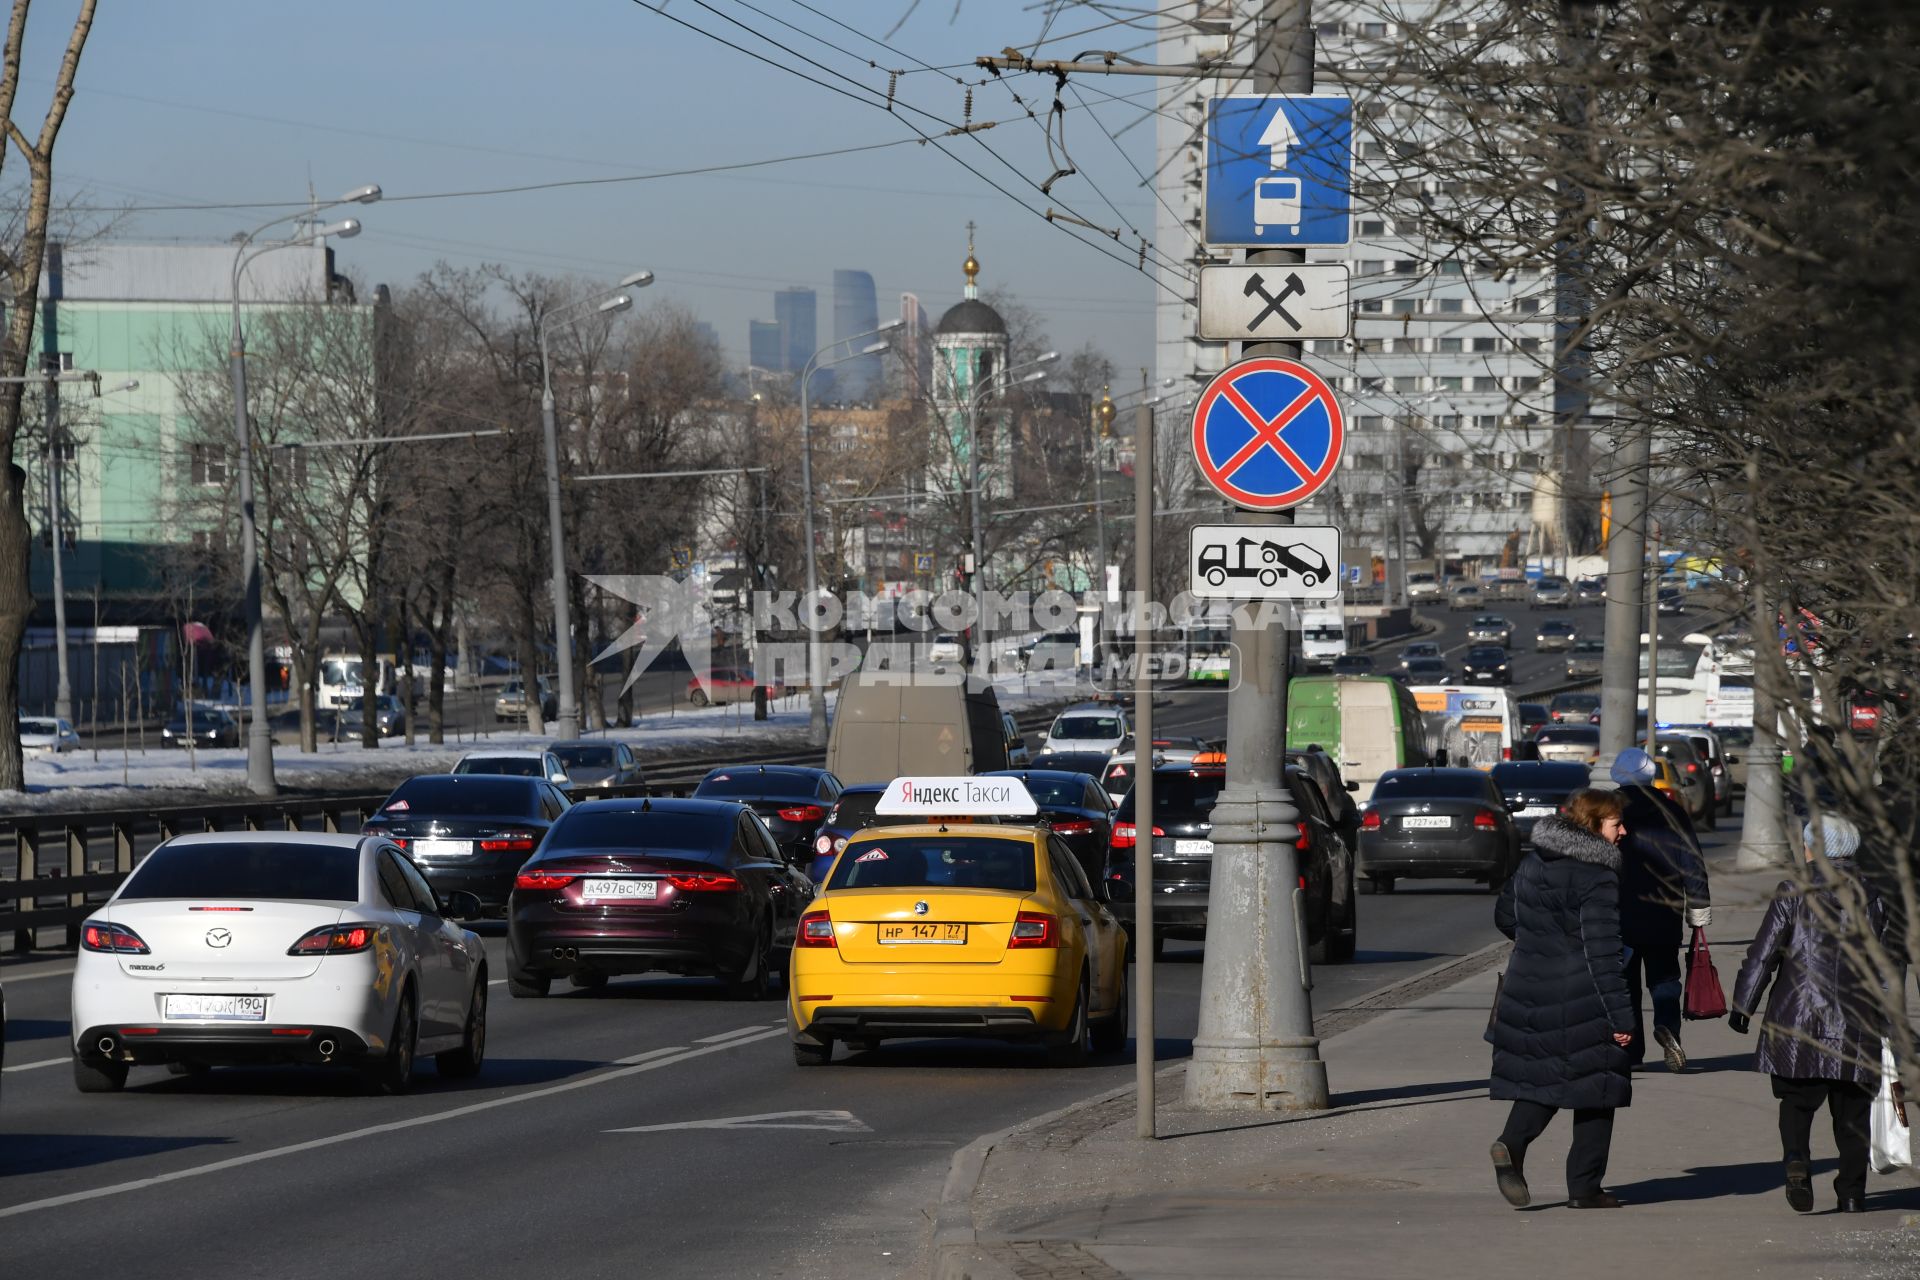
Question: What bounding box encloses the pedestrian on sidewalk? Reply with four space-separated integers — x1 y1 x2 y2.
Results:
1487 789 1637 1210
1730 815 1891 1215
1609 747 1712 1072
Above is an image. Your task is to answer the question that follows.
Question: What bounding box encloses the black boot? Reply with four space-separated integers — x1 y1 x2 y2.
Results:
1784 1158 1814 1213
1490 1140 1529 1208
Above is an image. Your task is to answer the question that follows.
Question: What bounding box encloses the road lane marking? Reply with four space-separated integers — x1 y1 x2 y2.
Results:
695 1025 775 1044
608 1108 869 1134
0 1028 786 1219
2 1055 67 1074
0 965 76 984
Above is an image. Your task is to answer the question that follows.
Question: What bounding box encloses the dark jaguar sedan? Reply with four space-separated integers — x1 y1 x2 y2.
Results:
361 773 571 914
980 768 1116 884
1356 767 1521 894
506 798 810 999
692 765 843 863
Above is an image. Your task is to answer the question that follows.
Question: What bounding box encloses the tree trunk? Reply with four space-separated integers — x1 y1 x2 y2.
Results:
356 621 380 749
515 598 544 736
390 593 415 747
426 567 453 746
0 463 28 789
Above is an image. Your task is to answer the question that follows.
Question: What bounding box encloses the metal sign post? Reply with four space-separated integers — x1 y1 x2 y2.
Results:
1133 399 1156 1140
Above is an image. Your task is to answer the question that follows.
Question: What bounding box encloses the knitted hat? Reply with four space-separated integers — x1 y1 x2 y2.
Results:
1804 816 1862 859
1610 747 1657 786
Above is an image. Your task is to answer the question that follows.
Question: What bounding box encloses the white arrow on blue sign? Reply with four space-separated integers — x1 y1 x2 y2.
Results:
1203 95 1353 249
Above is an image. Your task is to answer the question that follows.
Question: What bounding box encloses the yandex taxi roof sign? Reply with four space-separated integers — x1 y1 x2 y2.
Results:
874 776 1039 818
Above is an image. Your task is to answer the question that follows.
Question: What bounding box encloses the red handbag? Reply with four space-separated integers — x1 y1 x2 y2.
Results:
1684 926 1728 1020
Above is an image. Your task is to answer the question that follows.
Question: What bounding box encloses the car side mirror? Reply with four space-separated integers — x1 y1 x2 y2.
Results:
442 890 483 920
1091 876 1112 904
1505 798 1522 811
1726 754 1741 764
551 773 569 785
1345 781 1359 792
1432 749 1450 767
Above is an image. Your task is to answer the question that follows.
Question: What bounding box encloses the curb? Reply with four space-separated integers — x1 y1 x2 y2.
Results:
926 937 1513 1279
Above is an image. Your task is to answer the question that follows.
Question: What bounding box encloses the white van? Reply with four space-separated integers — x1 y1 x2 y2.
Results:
1300 607 1347 669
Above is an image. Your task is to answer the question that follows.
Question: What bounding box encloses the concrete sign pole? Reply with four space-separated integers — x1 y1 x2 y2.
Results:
1596 423 1648 772
1133 399 1156 1138
1184 0 1329 1113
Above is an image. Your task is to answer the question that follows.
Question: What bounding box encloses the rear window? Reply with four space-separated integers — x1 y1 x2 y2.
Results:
458 756 545 777
696 771 812 799
1052 715 1121 739
1012 776 1088 807
829 791 883 828
1032 752 1112 774
1553 694 1600 709
121 841 361 902
542 808 733 854
827 835 1037 892
552 745 615 769
1373 772 1491 799
1573 640 1605 653
1115 771 1226 821
385 777 540 817
1536 726 1600 744
1491 763 1590 793
1716 727 1755 747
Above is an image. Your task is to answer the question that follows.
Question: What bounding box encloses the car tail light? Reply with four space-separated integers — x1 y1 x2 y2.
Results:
478 831 539 852
1473 810 1500 831
514 871 576 891
1051 819 1096 835
1361 811 1382 831
1501 747 1512 761
287 924 377 955
814 834 833 854
1008 911 1059 948
796 909 836 948
666 872 740 893
1684 763 1699 774
1295 829 1312 850
778 805 827 824
833 836 848 854
1109 823 1164 850
81 921 149 954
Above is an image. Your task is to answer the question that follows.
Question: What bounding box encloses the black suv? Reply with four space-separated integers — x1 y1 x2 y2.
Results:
1460 645 1512 685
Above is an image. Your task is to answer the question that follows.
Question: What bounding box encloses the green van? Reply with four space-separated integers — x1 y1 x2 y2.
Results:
1286 675 1433 803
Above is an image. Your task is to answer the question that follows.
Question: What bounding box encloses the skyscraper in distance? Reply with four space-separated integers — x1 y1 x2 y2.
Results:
775 286 816 373
748 319 783 374
833 269 880 401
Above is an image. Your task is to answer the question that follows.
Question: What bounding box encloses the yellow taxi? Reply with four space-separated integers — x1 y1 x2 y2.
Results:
786 776 1129 1067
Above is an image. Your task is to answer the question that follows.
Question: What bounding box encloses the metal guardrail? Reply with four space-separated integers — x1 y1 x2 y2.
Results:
0 701 1076 955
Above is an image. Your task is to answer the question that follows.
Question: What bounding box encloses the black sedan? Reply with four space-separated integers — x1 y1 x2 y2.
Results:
361 773 571 914
1104 762 1353 963
1330 653 1377 676
160 707 240 748
981 769 1116 884
1356 767 1521 894
550 740 646 792
1460 645 1513 685
1028 749 1115 776
692 765 843 863
505 798 808 998
1489 761 1592 847
1400 656 1451 685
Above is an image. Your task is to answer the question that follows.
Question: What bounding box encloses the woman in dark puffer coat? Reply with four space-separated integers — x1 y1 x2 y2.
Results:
1487 789 1636 1209
1731 816 1891 1215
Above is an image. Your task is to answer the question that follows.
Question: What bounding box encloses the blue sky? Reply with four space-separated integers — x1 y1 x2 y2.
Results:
20 0 1168 371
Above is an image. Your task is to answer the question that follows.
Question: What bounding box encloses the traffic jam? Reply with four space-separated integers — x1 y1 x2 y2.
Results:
60 694 1388 1093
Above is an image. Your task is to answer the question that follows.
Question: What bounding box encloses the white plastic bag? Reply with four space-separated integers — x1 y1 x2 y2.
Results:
1872 1038 1912 1175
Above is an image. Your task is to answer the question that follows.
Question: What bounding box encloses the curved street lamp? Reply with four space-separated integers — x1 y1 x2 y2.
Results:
228 185 380 795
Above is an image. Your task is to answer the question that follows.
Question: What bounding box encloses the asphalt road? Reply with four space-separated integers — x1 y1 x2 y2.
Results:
0 684 1507 1279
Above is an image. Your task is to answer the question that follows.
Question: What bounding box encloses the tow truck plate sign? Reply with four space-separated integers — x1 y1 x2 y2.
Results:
875 777 1038 817
1187 524 1342 601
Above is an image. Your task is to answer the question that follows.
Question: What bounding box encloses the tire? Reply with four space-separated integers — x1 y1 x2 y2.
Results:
690 688 710 708
1090 964 1128 1055
364 991 417 1096
1149 930 1167 961
1331 889 1358 963
1357 874 1380 896
507 963 549 999
436 979 488 1079
1370 875 1396 894
1045 972 1091 1068
73 1054 129 1093
1307 927 1331 965
569 971 609 991
725 923 776 1001
793 1039 833 1066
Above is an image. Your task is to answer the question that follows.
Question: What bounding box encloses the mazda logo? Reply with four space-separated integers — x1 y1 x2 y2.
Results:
204 928 232 949
913 901 930 916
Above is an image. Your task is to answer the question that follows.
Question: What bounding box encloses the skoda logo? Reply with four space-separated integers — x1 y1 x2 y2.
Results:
204 928 232 949
913 901 930 916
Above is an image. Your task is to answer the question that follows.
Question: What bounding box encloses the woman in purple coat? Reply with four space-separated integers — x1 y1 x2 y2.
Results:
1731 816 1891 1214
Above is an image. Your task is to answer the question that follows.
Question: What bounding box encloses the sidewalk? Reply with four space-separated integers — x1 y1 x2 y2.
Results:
931 862 1920 1280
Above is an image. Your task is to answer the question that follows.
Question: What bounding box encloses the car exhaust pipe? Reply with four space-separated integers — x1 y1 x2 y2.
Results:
97 1036 116 1055
317 1038 337 1058
552 946 566 960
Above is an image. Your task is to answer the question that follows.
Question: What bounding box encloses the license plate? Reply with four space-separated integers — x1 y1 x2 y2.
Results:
412 838 472 857
878 922 967 944
163 994 267 1022
1401 815 1453 829
581 878 657 900
1516 806 1556 818
1173 839 1214 854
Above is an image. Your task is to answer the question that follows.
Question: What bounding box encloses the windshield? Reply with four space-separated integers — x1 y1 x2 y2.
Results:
542 808 732 853
1467 647 1507 661
552 746 615 769
1573 640 1605 653
1640 647 1703 678
1115 771 1226 821
827 835 1037 892
1304 626 1343 642
384 777 540 817
1404 644 1439 658
121 841 361 901
1553 694 1600 710
20 718 57 734
1052 714 1121 739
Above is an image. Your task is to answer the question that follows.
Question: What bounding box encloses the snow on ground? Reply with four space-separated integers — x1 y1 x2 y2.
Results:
2 672 1084 813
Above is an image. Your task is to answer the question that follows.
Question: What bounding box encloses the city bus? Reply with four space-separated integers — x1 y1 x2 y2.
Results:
317 652 400 709
1639 633 1753 730
1179 613 1235 684
1410 685 1519 771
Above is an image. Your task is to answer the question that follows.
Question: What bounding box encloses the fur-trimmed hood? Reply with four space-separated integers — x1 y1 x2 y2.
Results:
1530 814 1622 872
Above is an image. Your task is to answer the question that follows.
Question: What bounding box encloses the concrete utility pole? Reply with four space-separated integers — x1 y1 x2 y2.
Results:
1644 521 1661 737
1737 455 1792 868
1185 0 1329 1113
1132 396 1156 1137
1596 422 1648 772
42 356 71 724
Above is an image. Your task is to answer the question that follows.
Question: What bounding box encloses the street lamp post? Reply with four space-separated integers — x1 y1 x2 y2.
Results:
1094 379 1171 603
950 351 1058 605
799 321 901 747
228 185 379 796
535 270 654 739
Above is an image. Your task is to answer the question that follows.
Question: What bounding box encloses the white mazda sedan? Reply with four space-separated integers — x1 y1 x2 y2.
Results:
70 832 488 1094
